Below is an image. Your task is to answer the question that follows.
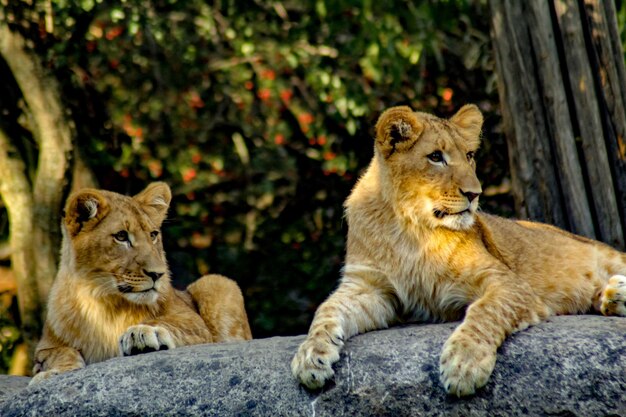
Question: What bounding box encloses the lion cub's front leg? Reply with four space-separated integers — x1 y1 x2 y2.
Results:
119 324 176 356
439 283 545 396
292 278 397 389
119 291 213 356
31 327 86 384
439 324 497 397
291 306 345 389
31 347 86 384
119 275 252 356
119 304 213 356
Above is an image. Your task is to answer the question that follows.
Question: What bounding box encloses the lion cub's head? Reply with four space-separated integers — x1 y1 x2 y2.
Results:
374 105 483 231
61 182 172 305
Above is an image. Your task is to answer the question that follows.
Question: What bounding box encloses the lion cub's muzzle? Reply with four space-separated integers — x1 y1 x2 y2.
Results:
434 189 481 219
431 187 481 231
116 269 166 294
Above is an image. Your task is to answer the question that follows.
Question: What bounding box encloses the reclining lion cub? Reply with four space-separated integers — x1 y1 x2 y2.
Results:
32 182 252 383
292 105 626 396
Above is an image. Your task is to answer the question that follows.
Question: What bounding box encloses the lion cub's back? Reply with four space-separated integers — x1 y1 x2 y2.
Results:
479 213 624 313
479 213 614 264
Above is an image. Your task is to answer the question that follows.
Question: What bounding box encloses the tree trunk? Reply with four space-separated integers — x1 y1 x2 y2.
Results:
0 20 78 372
0 21 74 305
489 0 626 249
0 128 41 349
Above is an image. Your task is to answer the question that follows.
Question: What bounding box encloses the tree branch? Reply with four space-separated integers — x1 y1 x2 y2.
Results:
0 242 11 261
0 21 74 303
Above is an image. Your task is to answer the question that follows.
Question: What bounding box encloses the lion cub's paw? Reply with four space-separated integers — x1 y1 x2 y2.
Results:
29 369 60 385
291 338 341 390
439 331 496 397
600 275 626 316
119 324 176 356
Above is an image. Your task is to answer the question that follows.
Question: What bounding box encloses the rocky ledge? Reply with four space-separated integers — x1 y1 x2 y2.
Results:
1 315 625 416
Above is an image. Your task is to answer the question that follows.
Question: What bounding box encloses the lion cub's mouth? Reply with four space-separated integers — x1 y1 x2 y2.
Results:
433 208 471 219
117 284 155 294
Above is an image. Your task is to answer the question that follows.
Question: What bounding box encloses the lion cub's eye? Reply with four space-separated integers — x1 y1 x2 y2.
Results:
150 231 159 242
427 151 444 163
466 151 475 161
113 231 129 242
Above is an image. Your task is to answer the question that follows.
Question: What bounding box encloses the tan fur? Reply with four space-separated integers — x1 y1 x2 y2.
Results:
292 105 626 396
31 182 252 384
187 274 252 342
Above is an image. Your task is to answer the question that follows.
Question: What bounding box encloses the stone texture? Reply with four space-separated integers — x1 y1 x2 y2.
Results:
0 376 30 407
1 315 625 416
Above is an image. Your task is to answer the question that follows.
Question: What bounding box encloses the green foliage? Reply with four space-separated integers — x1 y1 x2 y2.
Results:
1 0 504 339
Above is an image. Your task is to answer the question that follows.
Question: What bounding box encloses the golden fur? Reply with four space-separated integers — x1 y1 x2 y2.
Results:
292 105 626 396
32 182 252 383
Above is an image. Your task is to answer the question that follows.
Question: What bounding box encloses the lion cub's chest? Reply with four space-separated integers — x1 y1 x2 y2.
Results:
79 306 148 364
50 286 152 364
380 231 470 321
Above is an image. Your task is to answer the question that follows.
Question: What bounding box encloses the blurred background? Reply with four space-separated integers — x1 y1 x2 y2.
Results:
0 0 624 374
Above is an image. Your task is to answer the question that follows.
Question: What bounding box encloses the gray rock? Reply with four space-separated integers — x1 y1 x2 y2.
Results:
1 315 625 416
0 376 30 407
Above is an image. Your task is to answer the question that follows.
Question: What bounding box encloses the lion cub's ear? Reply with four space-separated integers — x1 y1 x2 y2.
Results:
134 182 172 226
64 190 110 237
450 104 483 146
375 106 424 158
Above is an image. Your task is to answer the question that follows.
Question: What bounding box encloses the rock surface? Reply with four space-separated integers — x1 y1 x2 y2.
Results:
0 376 29 407
1 315 625 416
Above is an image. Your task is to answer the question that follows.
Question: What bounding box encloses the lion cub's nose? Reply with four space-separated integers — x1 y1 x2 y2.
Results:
143 270 164 281
460 189 481 203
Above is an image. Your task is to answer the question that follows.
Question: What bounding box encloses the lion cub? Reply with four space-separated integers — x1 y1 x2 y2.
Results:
292 105 626 396
32 182 252 383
